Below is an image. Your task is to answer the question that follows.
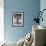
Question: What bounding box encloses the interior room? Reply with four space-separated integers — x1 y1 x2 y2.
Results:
0 0 46 46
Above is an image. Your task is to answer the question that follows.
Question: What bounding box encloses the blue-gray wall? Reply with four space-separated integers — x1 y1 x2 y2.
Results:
4 0 40 42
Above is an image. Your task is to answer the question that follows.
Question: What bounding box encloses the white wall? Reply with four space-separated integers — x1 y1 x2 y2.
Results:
0 0 4 42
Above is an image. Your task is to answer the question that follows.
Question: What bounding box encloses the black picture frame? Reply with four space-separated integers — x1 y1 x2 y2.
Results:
12 12 24 27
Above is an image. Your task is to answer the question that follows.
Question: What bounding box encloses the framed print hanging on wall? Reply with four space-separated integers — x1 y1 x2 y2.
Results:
12 12 24 27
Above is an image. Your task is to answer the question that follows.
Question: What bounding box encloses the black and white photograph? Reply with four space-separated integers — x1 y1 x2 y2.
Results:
12 12 24 27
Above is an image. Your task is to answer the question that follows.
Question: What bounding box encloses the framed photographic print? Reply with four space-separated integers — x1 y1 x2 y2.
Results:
12 12 24 27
